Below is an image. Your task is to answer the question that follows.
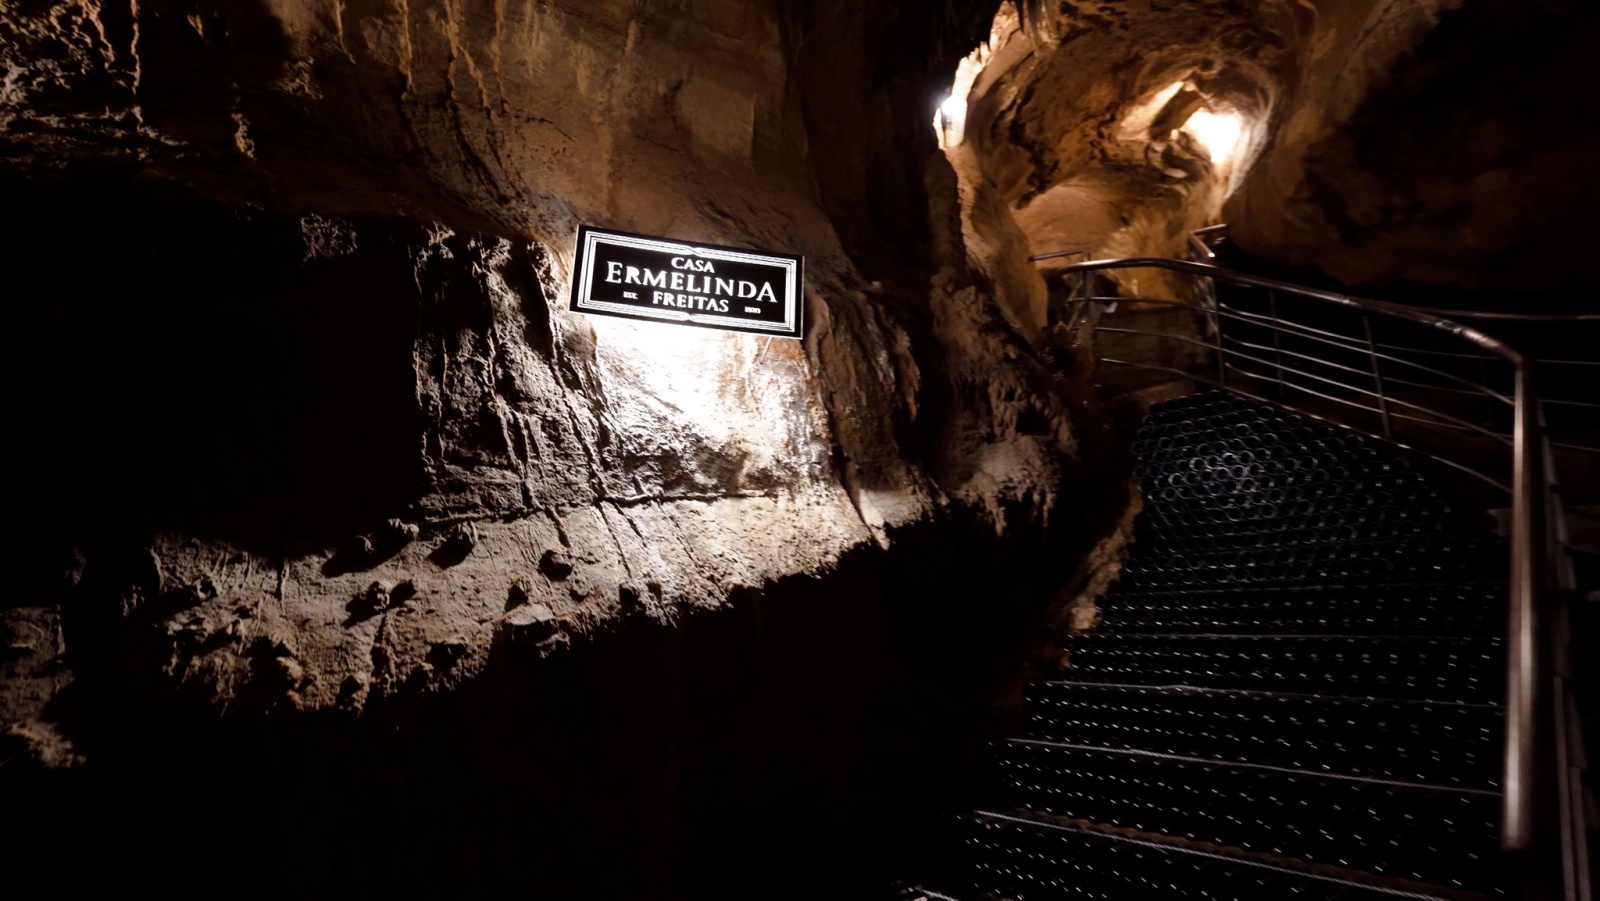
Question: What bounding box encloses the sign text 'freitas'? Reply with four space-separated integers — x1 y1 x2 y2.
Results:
568 226 804 339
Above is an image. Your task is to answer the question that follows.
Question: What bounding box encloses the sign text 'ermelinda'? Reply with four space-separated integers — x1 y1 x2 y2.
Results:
568 226 804 339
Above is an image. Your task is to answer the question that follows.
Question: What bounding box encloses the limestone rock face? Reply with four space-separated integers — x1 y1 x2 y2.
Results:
0 5 1108 892
948 0 1596 294
0 0 1083 718
1227 0 1600 289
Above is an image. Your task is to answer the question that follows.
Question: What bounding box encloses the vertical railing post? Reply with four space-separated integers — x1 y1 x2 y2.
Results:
1267 289 1286 400
1211 280 1227 390
1479 354 1495 433
1502 361 1550 874
1361 315 1392 440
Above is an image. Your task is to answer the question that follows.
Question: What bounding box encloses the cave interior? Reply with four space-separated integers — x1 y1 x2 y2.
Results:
1 0 1596 898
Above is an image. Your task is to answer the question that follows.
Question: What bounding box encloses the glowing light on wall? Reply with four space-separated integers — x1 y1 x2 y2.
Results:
934 6 1012 147
584 314 815 475
1182 108 1246 165
1117 80 1188 141
937 92 971 146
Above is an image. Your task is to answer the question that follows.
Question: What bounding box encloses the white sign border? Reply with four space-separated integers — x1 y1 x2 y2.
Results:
569 227 804 339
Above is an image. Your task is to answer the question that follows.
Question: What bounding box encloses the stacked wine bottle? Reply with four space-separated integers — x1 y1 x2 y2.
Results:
923 392 1510 899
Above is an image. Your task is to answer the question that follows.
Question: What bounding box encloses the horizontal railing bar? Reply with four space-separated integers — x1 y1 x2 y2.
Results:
1095 317 1430 402
1373 342 1498 362
1210 342 1517 447
1218 304 1504 391
1162 293 1589 406
969 810 1460 900
1213 300 1517 403
1056 257 1524 364
1083 301 1560 423
1219 354 1516 448
1095 357 1512 493
1031 248 1089 261
1228 353 1496 431
1220 329 1515 406
1007 737 1503 795
1223 331 1422 384
1369 345 1595 370
1365 347 1595 370
1376 370 1517 402
1030 680 1508 709
1071 295 1519 401
1217 299 1384 352
1383 408 1512 441
1069 291 1533 446
1231 362 1516 441
1421 309 1600 322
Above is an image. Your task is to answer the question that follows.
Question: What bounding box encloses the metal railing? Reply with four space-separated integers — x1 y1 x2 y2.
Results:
1049 256 1592 901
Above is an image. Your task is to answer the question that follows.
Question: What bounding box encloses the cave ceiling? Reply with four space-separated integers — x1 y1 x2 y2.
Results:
952 0 1600 291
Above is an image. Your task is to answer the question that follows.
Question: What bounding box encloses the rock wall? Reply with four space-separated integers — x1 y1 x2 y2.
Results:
1 1 1133 896
940 0 1600 298
1227 0 1600 290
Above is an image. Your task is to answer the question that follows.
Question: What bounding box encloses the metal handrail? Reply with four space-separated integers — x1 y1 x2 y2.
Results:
1029 247 1089 262
1052 256 1571 894
1095 296 1600 441
1100 293 1523 405
1091 322 1518 451
1055 257 1500 339
1096 356 1516 494
1424 309 1600 323
1216 299 1520 393
1096 294 1490 395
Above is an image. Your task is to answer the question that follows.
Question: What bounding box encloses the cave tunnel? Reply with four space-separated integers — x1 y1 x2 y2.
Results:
2 1 1597 899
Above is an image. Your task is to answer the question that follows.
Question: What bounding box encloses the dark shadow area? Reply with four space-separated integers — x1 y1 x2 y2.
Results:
2 498 1120 900
1 173 425 570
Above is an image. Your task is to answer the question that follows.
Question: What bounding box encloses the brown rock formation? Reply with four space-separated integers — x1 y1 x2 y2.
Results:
1 1 1111 895
947 0 1599 293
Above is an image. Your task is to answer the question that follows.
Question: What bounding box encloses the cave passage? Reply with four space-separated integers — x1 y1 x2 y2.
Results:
2 0 1597 899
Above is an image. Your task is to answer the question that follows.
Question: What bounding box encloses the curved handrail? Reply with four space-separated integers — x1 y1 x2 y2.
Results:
1081 294 1516 406
1089 321 1517 451
1422 308 1600 323
1096 356 1515 493
1055 257 1525 358
1082 293 1521 406
1029 248 1089 262
1054 256 1558 880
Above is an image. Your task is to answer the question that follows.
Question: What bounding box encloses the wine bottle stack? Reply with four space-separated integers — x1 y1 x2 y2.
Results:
1022 683 1502 789
948 814 1435 900
990 741 1498 890
918 392 1510 900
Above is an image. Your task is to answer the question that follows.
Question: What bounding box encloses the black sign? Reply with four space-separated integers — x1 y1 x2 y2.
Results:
568 226 804 339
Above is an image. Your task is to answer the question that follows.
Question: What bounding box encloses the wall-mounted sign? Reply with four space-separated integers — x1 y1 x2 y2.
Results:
568 226 804 340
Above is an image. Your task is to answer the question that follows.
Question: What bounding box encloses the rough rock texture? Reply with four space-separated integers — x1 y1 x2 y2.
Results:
11 0 1581 893
0 1 1133 896
0 0 1086 718
1227 0 1600 289
953 0 1346 276
947 0 1599 297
